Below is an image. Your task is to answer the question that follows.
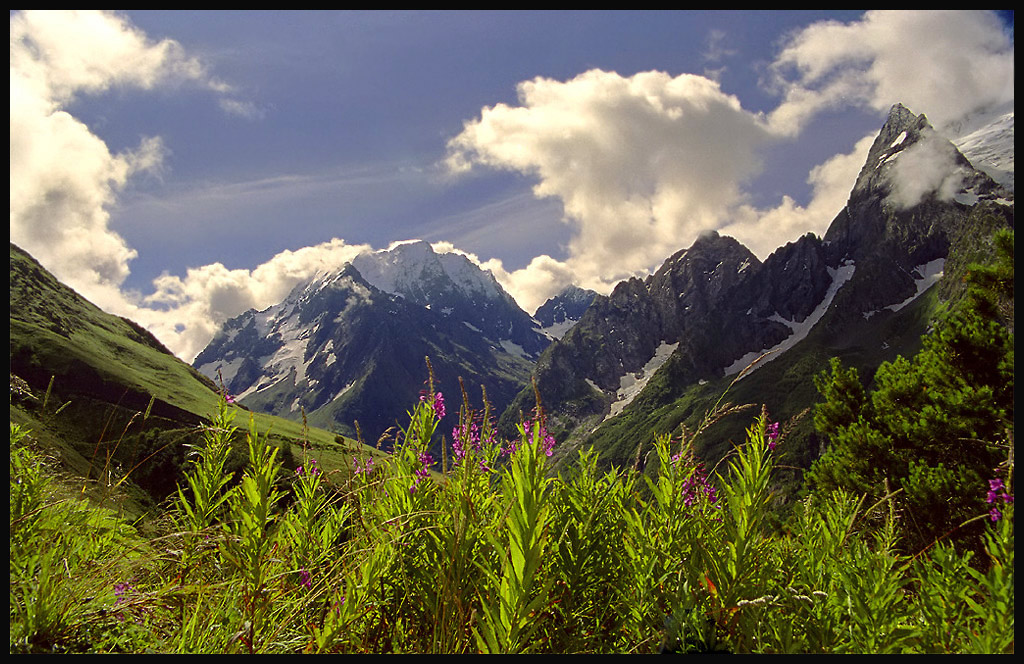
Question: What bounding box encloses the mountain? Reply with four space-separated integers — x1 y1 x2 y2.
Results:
499 103 1014 470
352 240 551 359
534 285 598 340
9 242 369 513
193 242 544 449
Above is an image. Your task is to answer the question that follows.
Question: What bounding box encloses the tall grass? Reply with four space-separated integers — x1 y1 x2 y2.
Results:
9 381 1014 653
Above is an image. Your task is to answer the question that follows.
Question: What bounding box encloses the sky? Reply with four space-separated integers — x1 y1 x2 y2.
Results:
9 10 1015 363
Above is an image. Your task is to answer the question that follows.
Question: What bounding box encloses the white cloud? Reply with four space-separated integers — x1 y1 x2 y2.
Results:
445 11 1014 306
132 239 372 361
9 10 283 362
767 10 1014 136
10 10 1014 365
886 133 969 209
445 68 774 301
10 10 228 298
723 133 876 258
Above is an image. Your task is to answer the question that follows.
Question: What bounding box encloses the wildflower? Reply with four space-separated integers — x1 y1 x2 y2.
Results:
521 418 556 457
985 477 1013 520
420 391 445 419
353 457 375 476
113 582 133 605
411 450 433 492
299 568 312 590
766 421 780 451
297 457 320 477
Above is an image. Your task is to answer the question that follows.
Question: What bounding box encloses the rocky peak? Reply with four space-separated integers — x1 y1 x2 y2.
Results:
851 103 936 196
752 233 831 323
534 285 597 339
349 239 549 358
645 231 759 330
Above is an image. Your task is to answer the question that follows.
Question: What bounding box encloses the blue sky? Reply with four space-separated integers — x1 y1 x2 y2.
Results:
10 10 1014 361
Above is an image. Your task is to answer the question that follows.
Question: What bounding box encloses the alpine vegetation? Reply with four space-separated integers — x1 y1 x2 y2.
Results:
10 329 1013 653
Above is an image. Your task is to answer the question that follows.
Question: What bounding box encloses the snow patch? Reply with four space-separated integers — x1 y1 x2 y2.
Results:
541 318 577 340
725 261 856 379
605 341 679 421
499 339 529 360
332 381 356 403
886 258 945 313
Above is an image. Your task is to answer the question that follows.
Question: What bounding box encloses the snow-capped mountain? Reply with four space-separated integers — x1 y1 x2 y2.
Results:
952 110 1014 192
533 285 597 340
193 102 1012 467
192 252 543 448
351 240 551 359
498 103 1014 468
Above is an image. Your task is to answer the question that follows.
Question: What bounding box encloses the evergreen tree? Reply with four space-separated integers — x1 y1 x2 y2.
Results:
807 231 1014 554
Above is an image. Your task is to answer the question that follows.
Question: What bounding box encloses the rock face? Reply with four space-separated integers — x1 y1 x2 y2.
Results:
351 241 550 359
499 103 1014 462
193 244 546 448
534 285 597 340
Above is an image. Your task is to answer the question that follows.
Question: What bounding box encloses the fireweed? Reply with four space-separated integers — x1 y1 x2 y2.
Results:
9 380 1014 653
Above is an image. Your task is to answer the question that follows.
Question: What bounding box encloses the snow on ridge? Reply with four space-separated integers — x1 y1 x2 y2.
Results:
604 341 680 422
540 318 577 340
725 261 856 380
886 258 945 313
499 338 529 360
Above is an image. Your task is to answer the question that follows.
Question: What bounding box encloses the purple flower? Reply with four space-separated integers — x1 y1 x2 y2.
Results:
297 458 320 477
985 477 1013 520
113 582 133 604
299 568 312 589
411 450 434 492
521 419 556 457
766 422 780 451
421 391 445 419
353 457 375 476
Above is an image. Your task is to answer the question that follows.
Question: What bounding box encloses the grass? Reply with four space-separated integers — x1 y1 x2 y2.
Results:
8 389 1014 654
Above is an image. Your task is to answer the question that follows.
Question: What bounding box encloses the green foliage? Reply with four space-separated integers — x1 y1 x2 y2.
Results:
10 361 1015 653
807 231 1014 554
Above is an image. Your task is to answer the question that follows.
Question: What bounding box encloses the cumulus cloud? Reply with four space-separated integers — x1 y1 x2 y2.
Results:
445 11 1013 306
10 10 226 298
722 133 876 257
445 68 774 299
10 10 1015 363
8 10 319 362
130 239 372 361
767 10 1014 136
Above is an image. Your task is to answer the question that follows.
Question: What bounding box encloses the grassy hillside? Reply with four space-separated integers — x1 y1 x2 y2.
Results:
9 243 384 519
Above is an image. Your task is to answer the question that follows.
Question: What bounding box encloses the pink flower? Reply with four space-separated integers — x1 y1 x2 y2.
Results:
766 422 780 451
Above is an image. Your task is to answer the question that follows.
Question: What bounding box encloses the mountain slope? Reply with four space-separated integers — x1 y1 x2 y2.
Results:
9 242 371 512
534 285 598 340
193 247 539 450
501 103 1013 471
